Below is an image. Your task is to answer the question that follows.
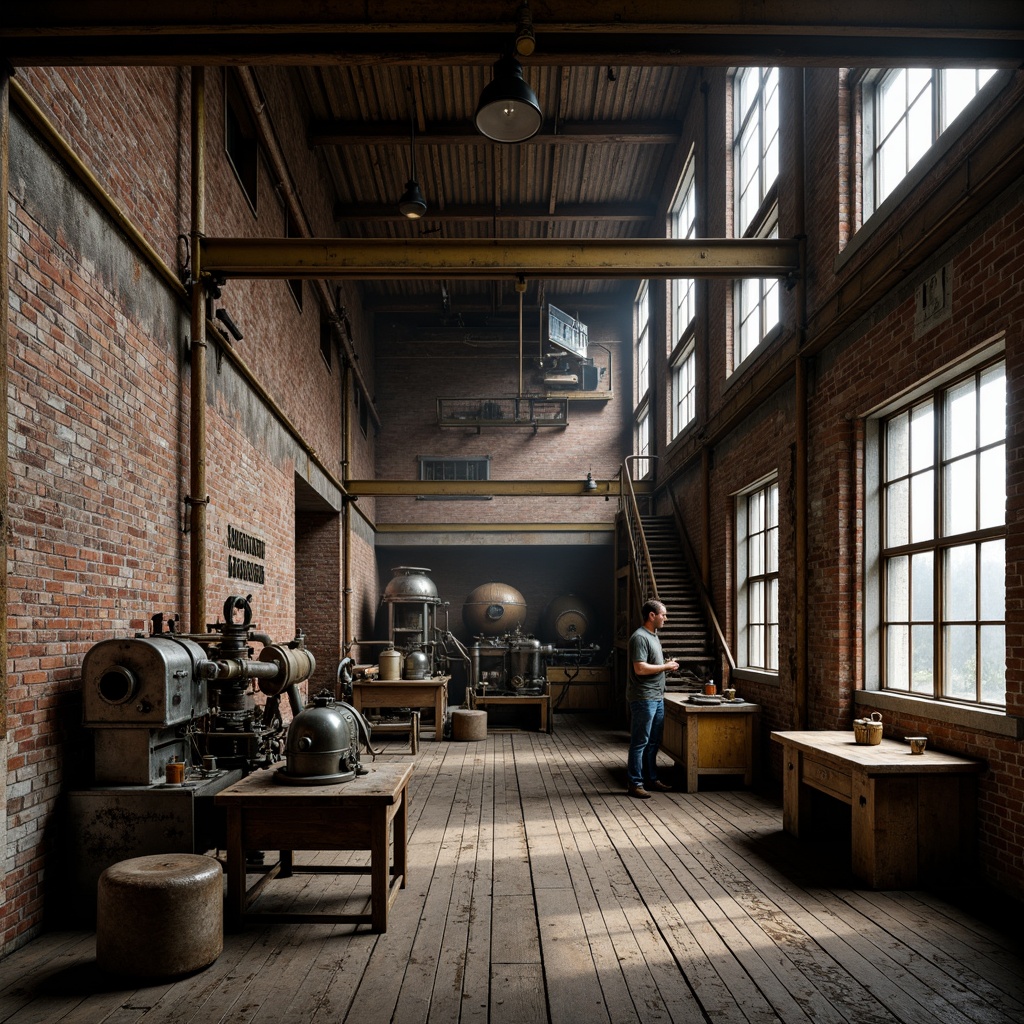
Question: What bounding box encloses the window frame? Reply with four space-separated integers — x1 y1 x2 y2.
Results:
671 339 696 439
669 157 698 348
861 66 1000 221
735 476 780 674
873 356 1006 708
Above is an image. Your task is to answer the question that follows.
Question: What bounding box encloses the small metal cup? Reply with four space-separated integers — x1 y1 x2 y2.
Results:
908 736 927 754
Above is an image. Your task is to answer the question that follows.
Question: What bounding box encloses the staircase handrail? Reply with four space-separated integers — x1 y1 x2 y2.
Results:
669 490 737 671
619 457 659 608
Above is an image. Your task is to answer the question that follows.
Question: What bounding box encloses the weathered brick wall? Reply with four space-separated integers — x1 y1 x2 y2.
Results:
4 66 376 952
663 65 1024 899
371 319 630 527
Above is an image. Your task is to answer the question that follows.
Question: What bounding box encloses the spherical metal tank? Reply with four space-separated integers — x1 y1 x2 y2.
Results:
383 566 439 603
463 582 527 636
542 594 594 643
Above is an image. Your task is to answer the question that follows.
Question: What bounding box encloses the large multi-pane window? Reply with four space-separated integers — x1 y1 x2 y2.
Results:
672 343 696 438
670 162 697 343
734 67 778 234
736 479 779 672
732 67 780 367
633 282 652 473
880 360 1005 705
635 281 650 405
863 67 996 216
736 220 780 365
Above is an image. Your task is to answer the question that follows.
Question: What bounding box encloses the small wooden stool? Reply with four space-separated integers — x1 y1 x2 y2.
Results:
451 708 487 741
371 711 420 753
96 853 223 977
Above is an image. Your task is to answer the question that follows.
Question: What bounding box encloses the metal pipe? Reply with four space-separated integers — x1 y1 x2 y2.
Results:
793 68 809 730
0 69 10 744
9 77 349 505
189 66 207 633
235 67 380 430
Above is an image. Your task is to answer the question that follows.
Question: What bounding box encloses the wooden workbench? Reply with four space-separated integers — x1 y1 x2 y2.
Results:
215 762 412 932
662 694 759 792
772 730 984 888
351 676 449 738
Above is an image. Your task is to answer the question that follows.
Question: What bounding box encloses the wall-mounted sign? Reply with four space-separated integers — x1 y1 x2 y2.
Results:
227 525 266 585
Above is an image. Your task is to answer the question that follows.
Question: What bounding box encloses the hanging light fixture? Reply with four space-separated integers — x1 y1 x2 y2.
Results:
398 108 427 219
475 55 543 143
475 5 542 143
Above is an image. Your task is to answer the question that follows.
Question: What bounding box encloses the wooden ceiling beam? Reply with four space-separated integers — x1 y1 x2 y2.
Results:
5 2 1022 66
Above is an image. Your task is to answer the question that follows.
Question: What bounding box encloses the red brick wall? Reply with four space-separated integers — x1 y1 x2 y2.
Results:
4 66 376 952
662 65 1024 899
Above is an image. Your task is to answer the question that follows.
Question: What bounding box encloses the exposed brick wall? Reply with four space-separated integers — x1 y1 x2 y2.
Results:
661 65 1024 900
4 67 376 952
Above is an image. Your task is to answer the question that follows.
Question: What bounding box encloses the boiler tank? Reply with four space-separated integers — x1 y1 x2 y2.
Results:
542 594 594 643
463 582 527 636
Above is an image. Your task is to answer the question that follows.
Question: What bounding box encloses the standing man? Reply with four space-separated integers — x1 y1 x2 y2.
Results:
626 599 679 798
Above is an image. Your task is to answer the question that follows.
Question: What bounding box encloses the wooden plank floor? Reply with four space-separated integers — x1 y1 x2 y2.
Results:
1 716 1023 1024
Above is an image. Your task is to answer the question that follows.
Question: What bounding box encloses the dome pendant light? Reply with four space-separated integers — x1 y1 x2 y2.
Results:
398 110 427 219
474 54 543 143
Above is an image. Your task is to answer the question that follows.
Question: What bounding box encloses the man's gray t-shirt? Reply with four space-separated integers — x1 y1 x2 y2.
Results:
627 626 666 701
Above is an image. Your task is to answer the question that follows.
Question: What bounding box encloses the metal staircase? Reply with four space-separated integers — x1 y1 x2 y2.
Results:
638 515 715 686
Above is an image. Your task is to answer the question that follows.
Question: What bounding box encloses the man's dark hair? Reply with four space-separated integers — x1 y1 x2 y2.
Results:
641 600 665 621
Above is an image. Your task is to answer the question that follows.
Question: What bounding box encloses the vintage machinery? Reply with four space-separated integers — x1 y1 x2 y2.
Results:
82 594 315 784
463 581 527 637
541 593 602 667
469 629 555 696
275 694 371 785
350 566 469 684
70 594 319 906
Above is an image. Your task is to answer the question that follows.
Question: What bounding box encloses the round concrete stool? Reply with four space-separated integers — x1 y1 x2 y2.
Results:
96 854 223 978
452 708 487 741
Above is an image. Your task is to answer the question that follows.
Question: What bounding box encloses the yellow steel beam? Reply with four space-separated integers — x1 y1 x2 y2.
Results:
345 479 641 497
200 237 800 281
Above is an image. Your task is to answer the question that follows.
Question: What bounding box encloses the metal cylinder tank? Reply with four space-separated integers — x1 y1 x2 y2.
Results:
542 594 594 643
463 582 527 636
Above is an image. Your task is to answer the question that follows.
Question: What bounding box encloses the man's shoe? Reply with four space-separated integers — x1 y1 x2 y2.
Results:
647 779 672 792
628 784 651 799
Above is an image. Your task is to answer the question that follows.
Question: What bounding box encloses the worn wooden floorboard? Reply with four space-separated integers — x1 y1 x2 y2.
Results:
1 718 1022 1024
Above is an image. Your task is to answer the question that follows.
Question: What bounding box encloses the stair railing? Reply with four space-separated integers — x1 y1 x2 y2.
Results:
669 489 736 672
619 457 659 609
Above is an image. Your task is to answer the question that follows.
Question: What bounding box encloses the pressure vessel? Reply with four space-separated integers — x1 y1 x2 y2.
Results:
463 582 527 636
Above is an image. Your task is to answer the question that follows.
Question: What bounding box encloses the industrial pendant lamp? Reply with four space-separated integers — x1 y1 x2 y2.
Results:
398 110 427 219
475 55 543 143
475 4 542 143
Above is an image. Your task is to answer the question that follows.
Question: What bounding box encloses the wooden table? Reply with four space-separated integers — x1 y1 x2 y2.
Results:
771 730 984 888
469 689 552 733
351 677 449 739
215 762 412 932
662 694 759 792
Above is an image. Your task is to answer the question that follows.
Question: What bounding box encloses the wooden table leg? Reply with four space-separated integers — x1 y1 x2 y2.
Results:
370 805 388 932
685 714 699 792
395 782 408 890
225 805 246 921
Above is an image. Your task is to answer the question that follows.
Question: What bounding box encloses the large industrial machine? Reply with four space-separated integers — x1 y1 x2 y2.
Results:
69 593 335 904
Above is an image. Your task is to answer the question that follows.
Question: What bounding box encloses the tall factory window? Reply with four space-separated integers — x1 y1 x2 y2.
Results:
672 343 696 438
862 67 996 218
731 66 779 370
736 477 779 673
224 71 260 214
319 318 333 370
670 159 697 346
874 357 1005 706
284 205 303 311
635 281 650 405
